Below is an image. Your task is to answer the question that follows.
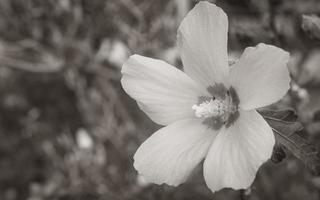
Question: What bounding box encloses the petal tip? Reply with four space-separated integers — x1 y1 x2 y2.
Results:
256 43 291 60
133 159 182 187
121 54 136 73
195 1 222 10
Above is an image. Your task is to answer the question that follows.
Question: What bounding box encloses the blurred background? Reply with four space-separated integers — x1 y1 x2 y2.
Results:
1 0 320 199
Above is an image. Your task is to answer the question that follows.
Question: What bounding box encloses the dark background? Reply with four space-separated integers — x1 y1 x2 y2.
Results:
0 0 320 199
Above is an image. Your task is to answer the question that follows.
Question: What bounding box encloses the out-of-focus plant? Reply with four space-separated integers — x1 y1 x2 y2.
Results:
302 15 320 40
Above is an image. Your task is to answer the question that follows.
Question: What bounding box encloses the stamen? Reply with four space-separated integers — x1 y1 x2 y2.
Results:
194 86 240 129
192 99 227 118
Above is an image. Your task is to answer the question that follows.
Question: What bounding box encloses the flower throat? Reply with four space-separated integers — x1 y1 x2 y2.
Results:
192 84 239 130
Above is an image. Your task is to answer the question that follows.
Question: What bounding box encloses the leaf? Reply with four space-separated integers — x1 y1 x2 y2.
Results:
301 15 320 39
259 108 320 175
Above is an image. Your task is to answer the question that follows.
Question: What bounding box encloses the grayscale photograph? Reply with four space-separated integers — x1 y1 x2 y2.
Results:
0 0 320 199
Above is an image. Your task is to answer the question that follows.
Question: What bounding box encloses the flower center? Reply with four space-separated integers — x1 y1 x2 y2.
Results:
192 99 227 118
192 85 240 130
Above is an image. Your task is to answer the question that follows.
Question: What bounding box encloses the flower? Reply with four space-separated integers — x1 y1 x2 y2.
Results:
121 1 290 193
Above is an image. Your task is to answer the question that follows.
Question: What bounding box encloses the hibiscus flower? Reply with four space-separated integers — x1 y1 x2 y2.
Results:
121 1 290 192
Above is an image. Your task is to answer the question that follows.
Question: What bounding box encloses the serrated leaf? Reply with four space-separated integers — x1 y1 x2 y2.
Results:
259 108 320 175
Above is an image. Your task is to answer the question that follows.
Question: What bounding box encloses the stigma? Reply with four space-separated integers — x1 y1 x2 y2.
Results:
192 99 227 118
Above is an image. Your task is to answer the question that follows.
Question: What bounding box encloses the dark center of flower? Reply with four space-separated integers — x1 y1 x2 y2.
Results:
192 83 240 130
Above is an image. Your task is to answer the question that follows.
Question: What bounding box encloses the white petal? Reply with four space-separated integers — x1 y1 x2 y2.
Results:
134 119 217 186
121 54 208 125
203 109 275 192
229 43 290 110
177 1 229 87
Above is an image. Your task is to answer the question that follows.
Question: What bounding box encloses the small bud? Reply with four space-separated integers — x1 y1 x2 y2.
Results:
301 15 320 39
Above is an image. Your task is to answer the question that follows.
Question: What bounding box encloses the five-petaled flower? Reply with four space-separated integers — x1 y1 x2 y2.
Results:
121 1 290 193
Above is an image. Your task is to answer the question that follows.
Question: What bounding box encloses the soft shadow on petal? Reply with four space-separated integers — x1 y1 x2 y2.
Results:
134 118 218 186
121 54 208 125
203 109 275 192
229 43 290 110
177 1 229 87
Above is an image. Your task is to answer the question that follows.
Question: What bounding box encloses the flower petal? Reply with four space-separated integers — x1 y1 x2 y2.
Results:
121 54 208 125
177 1 229 87
203 109 275 192
229 43 290 110
134 119 217 186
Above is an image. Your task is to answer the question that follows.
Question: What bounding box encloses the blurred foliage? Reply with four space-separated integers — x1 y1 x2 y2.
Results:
302 14 320 40
0 0 320 200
